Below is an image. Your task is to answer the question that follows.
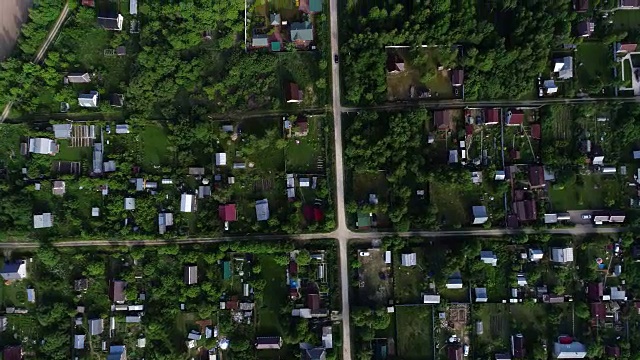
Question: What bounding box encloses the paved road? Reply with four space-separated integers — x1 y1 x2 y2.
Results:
0 1 70 122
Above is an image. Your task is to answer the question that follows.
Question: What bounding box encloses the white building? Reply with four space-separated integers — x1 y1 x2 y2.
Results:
553 57 573 79
472 206 488 225
401 253 417 267
78 91 99 107
33 213 53 229
529 249 544 262
551 247 574 263
29 138 57 155
480 251 498 266
215 153 227 166
422 294 441 304
553 339 586 359
181 194 195 212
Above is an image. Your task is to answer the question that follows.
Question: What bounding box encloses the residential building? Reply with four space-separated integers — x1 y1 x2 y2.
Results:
302 347 327 360
89 318 104 335
53 123 72 138
3 346 23 360
551 247 574 263
125 198 136 210
447 344 463 360
617 43 638 54
285 83 303 103
109 280 126 303
52 180 66 196
553 337 586 359
620 0 640 8
181 194 195 212
256 199 270 221
576 20 594 37
434 110 452 131
505 110 524 126
447 277 463 289
511 334 525 358
528 166 545 188
528 249 544 261
401 253 417 267
78 91 99 107
219 204 237 222
29 137 58 155
252 34 269 48
74 334 86 349
475 287 488 302
451 69 464 86
472 206 488 225
98 13 124 31
107 345 127 360
322 326 333 349
130 0 138 15
33 213 53 229
387 54 405 73
513 199 537 222
255 336 283 350
216 153 227 166
291 21 314 43
26 288 35 303
184 265 198 285
480 251 498 266
65 72 91 84
0 260 27 281
553 57 574 79
158 212 173 234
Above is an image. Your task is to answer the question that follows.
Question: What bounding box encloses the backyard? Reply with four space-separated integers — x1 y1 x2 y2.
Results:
548 174 626 211
429 180 483 227
256 255 288 335
613 9 640 31
393 249 425 304
285 116 324 173
473 304 510 355
395 305 434 360
576 43 614 94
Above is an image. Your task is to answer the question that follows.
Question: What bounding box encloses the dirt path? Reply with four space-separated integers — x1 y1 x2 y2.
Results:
0 0 33 60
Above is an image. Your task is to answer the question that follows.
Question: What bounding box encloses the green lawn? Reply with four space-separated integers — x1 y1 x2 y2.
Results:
473 304 510 354
141 124 171 168
429 181 482 227
256 256 287 335
576 43 613 91
622 58 633 88
549 174 625 211
285 117 323 173
613 9 640 30
387 47 455 100
56 141 92 162
394 250 425 304
395 305 434 360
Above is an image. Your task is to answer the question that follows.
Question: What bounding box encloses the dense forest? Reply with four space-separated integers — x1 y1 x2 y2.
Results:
341 0 575 104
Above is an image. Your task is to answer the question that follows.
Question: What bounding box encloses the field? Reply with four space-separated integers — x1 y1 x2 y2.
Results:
395 305 434 360
613 9 640 31
548 174 626 211
576 43 613 94
429 181 482 227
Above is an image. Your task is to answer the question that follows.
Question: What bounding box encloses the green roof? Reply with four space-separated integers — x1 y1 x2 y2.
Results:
357 212 371 227
310 0 322 12
223 261 231 280
271 41 281 51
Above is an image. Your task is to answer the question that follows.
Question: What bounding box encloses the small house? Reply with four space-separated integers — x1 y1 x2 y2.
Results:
387 53 405 73
0 260 27 281
33 213 53 229
447 276 463 289
573 0 588 12
108 345 127 360
109 280 126 303
255 199 270 221
485 108 500 125
528 249 543 261
576 20 594 37
505 110 524 126
475 287 488 302
89 318 104 335
219 204 237 222
255 336 283 350
617 43 638 54
215 153 227 166
65 73 91 84
97 13 124 31
124 198 136 210
528 166 545 188
290 21 314 44
553 57 574 79
52 180 66 196
551 247 574 263
184 265 198 285
553 337 586 359
115 124 130 134
29 138 58 155
74 334 86 349
512 334 525 359
181 194 195 212
480 251 497 266
285 83 303 103
472 206 488 225
158 212 173 234
434 110 452 131
401 253 417 267
53 123 72 139
78 91 99 108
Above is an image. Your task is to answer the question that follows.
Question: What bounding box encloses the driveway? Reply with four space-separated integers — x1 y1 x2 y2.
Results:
0 0 33 60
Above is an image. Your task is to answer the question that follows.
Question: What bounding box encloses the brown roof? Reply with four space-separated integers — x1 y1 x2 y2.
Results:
542 294 565 303
3 347 22 360
513 200 536 221
621 0 640 6
591 302 606 320
109 280 126 303
530 124 541 139
447 345 463 360
307 293 320 310
285 83 303 101
82 0 95 6
587 282 603 302
573 0 588 11
485 108 500 124
528 166 544 188
451 69 464 86
434 110 452 131
619 43 638 53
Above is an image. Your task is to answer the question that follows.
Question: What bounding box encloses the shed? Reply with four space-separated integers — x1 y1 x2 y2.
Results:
115 124 130 134
33 213 53 229
216 153 227 166
181 194 195 212
124 198 136 210
551 247 574 263
184 265 198 285
475 287 488 302
423 294 441 304
472 206 488 224
255 199 270 221
74 334 86 349
78 91 99 107
401 253 417 267
53 123 72 139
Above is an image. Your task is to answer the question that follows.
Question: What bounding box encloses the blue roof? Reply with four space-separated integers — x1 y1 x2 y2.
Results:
310 0 322 12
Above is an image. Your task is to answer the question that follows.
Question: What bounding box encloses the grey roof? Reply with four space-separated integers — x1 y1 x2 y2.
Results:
78 91 99 107
93 143 104 173
125 198 136 210
125 315 141 323
74 334 86 349
115 124 130 134
291 21 314 41
130 0 137 14
303 347 327 360
270 13 281 25
29 138 57 155
181 194 195 212
252 35 269 47
97 14 123 30
33 213 53 229
53 123 72 139
184 265 198 285
65 73 91 83
256 199 270 221
198 186 211 198
89 318 104 335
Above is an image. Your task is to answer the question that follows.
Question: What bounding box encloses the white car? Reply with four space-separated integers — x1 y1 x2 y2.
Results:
463 345 470 357
359 251 370 257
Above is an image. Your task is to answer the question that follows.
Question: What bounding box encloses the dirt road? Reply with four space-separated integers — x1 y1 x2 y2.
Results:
0 0 33 60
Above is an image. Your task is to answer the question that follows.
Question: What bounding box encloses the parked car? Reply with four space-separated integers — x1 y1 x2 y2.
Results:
581 214 592 220
334 54 339 63
463 345 470 357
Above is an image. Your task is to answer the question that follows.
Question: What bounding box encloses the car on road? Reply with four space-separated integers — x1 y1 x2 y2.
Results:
334 54 339 63
463 345 469 357
581 214 592 220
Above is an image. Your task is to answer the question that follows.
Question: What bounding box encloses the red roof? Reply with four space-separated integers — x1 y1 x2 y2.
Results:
573 0 588 11
3 347 22 360
447 345 463 360
314 208 323 222
528 166 544 187
485 108 500 124
219 204 237 222
530 124 541 139
507 112 524 125
591 302 606 320
81 0 95 6
620 43 638 52
465 124 474 135
285 83 302 101
558 336 573 345
289 260 298 275
307 293 320 310
303 205 314 221
225 299 239 310
587 282 603 302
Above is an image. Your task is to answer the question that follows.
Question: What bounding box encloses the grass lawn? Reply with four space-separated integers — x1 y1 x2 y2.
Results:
473 304 510 354
394 249 425 304
0 281 24 307
56 141 92 162
256 255 287 335
510 303 547 337
141 124 171 168
576 43 613 91
613 9 640 30
429 181 481 227
622 58 633 88
549 174 625 211
395 305 434 360
285 116 323 173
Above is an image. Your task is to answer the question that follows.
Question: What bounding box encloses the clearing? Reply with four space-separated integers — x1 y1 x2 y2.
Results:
395 305 434 360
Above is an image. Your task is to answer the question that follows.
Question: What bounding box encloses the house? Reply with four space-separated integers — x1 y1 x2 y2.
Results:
125 315 141 323
528 166 545 188
115 124 130 134
299 178 311 187
29 137 58 155
592 155 604 165
65 72 91 84
78 91 99 107
356 211 372 229
485 108 500 125
198 186 211 198
285 83 303 103
451 69 464 86
423 294 441 304
573 0 588 12
89 318 104 335
553 337 586 359
505 110 524 126
610 286 627 301
543 80 558 95
302 347 327 360
495 170 506 180
511 334 525 358
184 265 198 285
551 247 574 263
109 280 126 303
252 34 269 48
480 251 498 266
434 110 452 131
516 274 527 287
74 334 86 349
52 180 66 196
387 54 405 73
529 249 544 261
33 213 53 229
270 13 281 26
401 253 417 267
181 194 195 212
130 0 137 15
447 344 463 360
617 43 638 54
553 57 574 79
124 198 135 210
98 13 124 31
110 93 124 107
447 276 463 289
1 260 27 281
216 153 227 166
576 20 594 37
513 199 537 222
3 346 23 360
290 21 314 43
255 336 283 350
52 123 72 139
322 326 333 349
475 287 488 302
158 212 173 235
472 206 488 225
219 204 237 222
620 0 640 8
587 282 603 302
294 118 309 136
256 199 270 221
107 345 127 360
